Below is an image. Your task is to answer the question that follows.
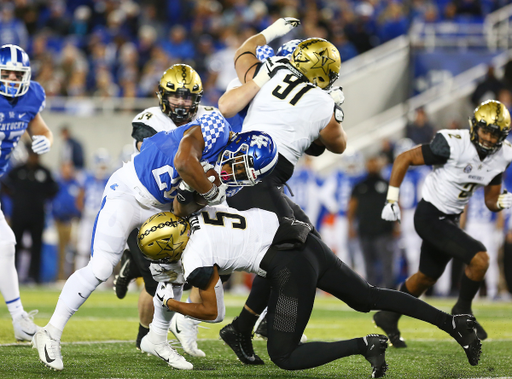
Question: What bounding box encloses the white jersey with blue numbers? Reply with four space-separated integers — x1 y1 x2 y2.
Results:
0 81 45 177
241 69 334 166
132 111 231 204
422 129 512 214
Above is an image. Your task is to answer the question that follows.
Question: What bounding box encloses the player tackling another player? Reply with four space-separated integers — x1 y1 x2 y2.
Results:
136 206 481 378
376 100 512 347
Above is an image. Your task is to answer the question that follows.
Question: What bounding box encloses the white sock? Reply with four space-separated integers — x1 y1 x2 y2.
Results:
48 265 101 333
148 323 167 344
0 242 24 319
152 295 175 335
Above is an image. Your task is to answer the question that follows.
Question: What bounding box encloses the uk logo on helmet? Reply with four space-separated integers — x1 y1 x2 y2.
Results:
250 135 269 148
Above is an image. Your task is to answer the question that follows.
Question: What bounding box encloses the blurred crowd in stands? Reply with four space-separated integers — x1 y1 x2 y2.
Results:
1 0 509 105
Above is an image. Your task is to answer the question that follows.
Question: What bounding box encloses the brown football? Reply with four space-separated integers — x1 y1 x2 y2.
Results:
193 168 221 206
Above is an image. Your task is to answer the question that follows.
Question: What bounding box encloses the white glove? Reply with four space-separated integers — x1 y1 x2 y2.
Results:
201 183 227 206
201 161 214 173
260 17 300 44
328 86 345 106
150 262 185 283
155 282 174 309
253 56 289 88
497 190 512 209
381 201 401 222
31 135 51 155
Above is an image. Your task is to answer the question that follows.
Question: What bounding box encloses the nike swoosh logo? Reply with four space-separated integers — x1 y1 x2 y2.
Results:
175 320 182 334
156 293 164 303
78 292 85 298
44 345 55 363
439 216 445 220
156 352 169 363
22 329 36 337
19 113 26 118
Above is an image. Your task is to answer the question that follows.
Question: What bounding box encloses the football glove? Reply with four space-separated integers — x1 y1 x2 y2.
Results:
155 282 174 309
497 190 512 210
150 262 185 284
31 135 51 154
260 17 301 44
201 183 227 206
253 56 289 87
178 162 217 193
381 201 401 222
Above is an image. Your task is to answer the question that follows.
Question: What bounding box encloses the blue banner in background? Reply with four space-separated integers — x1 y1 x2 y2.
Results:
412 50 501 94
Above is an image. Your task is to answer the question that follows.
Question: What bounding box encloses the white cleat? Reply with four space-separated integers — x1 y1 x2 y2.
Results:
140 335 193 370
169 313 206 357
13 310 40 341
32 329 63 371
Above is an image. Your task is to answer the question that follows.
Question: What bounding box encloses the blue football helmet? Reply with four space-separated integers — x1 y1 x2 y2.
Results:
276 39 303 59
217 131 278 186
0 44 31 98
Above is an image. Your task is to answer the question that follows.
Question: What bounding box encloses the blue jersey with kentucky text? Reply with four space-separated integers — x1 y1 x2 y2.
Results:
133 111 232 204
0 81 46 176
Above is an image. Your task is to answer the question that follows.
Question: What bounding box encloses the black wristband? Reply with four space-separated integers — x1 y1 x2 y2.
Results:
176 187 195 204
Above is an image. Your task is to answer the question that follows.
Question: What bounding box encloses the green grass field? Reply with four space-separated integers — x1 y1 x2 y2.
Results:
1 286 511 378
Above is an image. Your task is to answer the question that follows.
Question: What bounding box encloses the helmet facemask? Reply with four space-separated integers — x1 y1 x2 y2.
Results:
0 44 31 98
158 87 202 124
217 146 258 187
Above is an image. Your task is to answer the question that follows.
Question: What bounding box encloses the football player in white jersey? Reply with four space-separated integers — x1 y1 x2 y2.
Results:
31 107 278 371
216 19 348 363
0 44 53 342
138 207 481 377
375 100 512 348
113 64 220 356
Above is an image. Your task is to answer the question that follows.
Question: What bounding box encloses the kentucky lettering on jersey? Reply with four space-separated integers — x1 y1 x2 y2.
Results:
422 129 512 214
0 81 46 177
133 110 232 204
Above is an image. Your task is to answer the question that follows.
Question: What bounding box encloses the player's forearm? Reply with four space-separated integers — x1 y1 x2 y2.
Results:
166 299 218 321
388 155 413 188
218 84 260 118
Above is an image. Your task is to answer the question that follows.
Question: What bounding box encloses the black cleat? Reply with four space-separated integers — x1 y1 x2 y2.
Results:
451 305 487 340
373 311 407 348
363 334 388 378
113 250 134 299
254 314 268 340
219 319 264 365
450 314 482 366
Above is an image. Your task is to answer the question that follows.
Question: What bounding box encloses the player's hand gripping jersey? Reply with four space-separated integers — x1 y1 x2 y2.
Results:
132 110 231 204
422 129 512 214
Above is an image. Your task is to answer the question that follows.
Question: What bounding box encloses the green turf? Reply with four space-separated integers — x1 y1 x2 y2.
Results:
1 287 511 378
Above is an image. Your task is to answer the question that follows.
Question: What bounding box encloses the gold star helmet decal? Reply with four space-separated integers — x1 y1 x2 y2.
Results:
310 48 336 76
152 233 188 260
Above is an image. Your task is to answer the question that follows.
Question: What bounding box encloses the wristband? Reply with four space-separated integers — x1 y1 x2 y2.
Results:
386 186 400 202
201 184 219 202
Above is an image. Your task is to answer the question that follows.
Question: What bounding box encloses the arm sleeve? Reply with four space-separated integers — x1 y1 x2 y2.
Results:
489 173 503 186
131 122 157 142
422 133 450 165
187 266 214 290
